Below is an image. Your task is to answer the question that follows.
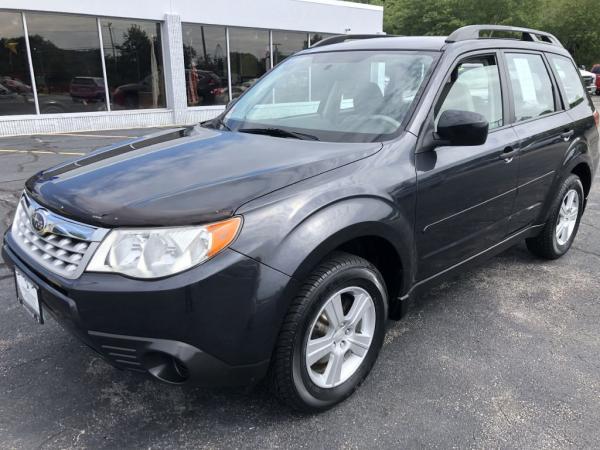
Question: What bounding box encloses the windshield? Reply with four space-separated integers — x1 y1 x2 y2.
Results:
222 50 437 142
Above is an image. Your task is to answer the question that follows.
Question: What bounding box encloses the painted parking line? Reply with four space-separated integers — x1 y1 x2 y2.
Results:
0 149 85 156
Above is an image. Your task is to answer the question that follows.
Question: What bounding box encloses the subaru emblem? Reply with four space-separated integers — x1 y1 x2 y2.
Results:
31 209 48 234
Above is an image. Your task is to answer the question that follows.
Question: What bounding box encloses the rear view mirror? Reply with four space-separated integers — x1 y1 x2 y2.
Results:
436 110 489 146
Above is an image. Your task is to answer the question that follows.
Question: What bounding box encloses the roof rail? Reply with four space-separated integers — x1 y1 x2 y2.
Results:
445 25 563 48
310 34 392 48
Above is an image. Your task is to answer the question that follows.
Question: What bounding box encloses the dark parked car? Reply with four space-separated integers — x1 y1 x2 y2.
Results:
185 69 224 105
0 82 36 115
112 74 163 109
3 25 599 412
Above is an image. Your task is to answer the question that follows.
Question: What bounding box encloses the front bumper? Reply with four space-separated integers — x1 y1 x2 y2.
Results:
3 233 295 386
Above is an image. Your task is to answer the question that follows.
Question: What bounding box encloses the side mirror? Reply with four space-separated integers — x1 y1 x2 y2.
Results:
436 110 489 146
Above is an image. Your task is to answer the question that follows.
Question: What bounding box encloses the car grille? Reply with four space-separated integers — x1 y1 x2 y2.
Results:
10 194 108 279
582 75 595 86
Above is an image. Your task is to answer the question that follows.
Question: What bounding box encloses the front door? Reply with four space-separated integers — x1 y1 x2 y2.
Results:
415 52 519 280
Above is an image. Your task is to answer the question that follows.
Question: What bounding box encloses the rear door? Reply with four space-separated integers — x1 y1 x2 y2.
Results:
547 53 598 160
415 51 520 279
502 51 573 231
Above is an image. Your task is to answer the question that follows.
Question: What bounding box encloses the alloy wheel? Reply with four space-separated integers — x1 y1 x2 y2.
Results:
305 286 376 389
556 188 579 246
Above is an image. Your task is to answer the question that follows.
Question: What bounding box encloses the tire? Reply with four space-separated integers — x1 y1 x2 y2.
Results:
40 105 65 114
124 94 138 109
526 174 584 259
269 251 388 412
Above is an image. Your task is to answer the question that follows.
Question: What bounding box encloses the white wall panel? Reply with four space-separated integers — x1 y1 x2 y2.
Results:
0 108 224 136
1 0 383 33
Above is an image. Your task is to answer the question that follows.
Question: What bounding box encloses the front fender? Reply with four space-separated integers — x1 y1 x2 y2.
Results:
232 195 415 297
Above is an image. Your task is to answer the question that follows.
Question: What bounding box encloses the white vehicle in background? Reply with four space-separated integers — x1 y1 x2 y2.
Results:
580 68 597 95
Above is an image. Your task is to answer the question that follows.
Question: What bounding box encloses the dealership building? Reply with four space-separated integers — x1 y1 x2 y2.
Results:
0 0 383 136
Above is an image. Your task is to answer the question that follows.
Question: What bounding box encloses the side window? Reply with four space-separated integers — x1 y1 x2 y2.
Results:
548 54 586 108
505 53 556 122
436 55 503 130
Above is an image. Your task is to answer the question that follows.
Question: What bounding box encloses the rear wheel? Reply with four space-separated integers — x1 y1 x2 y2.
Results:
40 105 65 114
526 174 584 259
269 252 387 412
124 94 138 109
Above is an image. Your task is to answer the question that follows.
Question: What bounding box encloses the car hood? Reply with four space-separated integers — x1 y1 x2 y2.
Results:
26 126 381 227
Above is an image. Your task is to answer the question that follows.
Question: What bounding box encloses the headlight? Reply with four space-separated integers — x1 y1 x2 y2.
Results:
86 217 241 279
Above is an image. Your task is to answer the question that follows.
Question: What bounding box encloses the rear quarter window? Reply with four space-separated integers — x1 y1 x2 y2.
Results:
505 53 556 123
548 54 586 108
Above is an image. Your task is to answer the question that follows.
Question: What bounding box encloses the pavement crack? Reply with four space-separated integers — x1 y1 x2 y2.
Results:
496 404 514 427
572 246 600 260
9 353 53 370
581 221 600 232
575 353 600 370
0 177 26 184
36 429 67 450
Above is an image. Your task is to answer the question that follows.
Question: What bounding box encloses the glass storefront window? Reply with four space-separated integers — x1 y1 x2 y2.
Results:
182 24 228 106
272 31 309 66
0 12 36 116
26 12 106 114
100 19 165 110
309 33 336 47
228 28 270 100
2 12 343 117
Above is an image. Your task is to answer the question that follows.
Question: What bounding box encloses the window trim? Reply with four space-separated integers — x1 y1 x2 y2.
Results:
98 17 167 111
181 22 230 107
500 49 564 126
544 52 587 111
96 17 111 111
25 10 110 115
430 49 510 135
226 25 272 102
20 12 40 115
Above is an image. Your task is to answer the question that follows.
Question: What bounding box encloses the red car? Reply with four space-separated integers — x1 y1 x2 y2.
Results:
592 64 600 95
69 77 105 102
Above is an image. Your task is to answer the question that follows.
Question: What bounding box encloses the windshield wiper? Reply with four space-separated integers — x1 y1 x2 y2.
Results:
214 117 231 131
238 127 319 141
201 116 231 131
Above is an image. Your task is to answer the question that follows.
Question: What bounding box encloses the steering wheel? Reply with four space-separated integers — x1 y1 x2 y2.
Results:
364 114 401 128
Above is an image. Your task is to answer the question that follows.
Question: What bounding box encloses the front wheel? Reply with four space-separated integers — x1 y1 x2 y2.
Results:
526 174 584 259
269 252 387 412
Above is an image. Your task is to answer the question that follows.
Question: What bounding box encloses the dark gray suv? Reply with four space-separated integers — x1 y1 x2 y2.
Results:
3 25 599 411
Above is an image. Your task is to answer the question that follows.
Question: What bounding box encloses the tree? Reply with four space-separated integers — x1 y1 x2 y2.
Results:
539 0 600 67
347 0 600 66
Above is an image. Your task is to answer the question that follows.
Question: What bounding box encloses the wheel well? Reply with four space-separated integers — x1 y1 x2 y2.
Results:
335 236 403 317
572 163 592 198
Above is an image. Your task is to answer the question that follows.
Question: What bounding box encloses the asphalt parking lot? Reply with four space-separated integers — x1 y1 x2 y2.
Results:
1 99 600 449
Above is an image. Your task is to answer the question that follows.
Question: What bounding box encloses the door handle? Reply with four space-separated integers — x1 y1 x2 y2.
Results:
561 130 574 141
499 146 517 163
